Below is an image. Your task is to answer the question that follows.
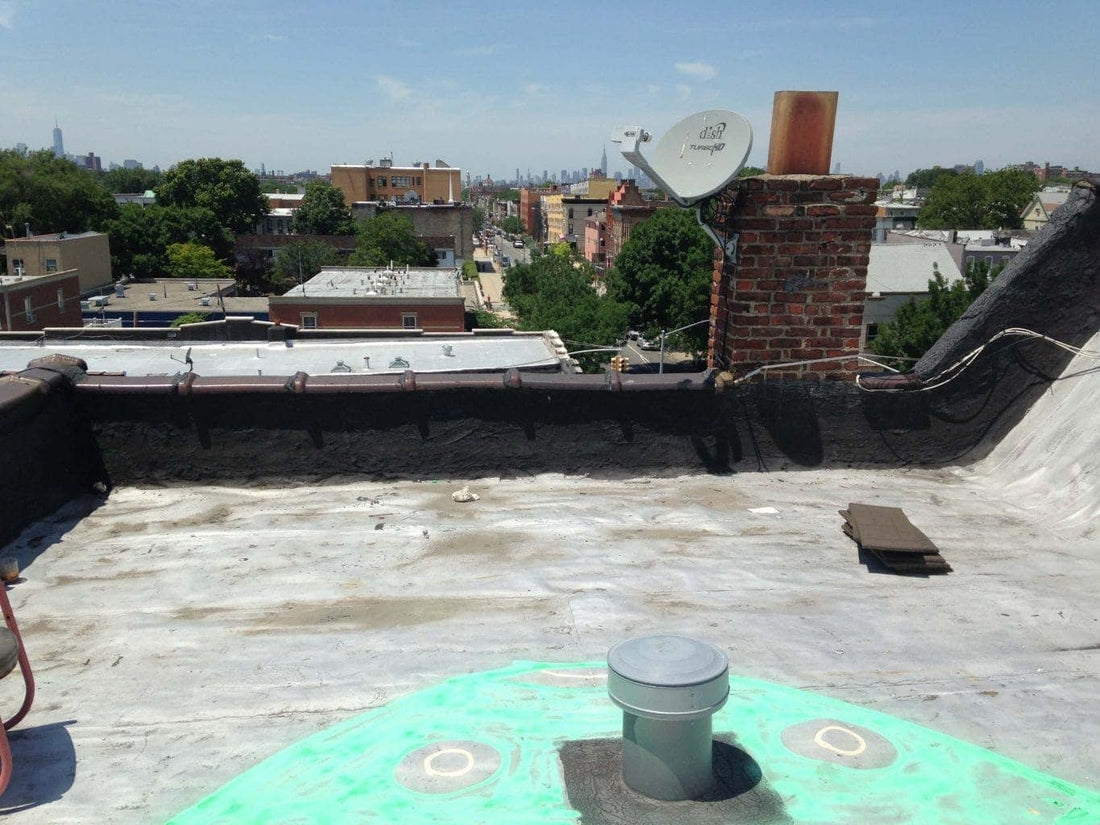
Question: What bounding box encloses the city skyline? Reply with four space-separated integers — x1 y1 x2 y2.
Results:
2 1 1098 181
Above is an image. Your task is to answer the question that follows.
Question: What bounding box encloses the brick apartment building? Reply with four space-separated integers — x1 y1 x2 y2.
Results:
0 269 83 331
268 266 465 332
331 161 461 206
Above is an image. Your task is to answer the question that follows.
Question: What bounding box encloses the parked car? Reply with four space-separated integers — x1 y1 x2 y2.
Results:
638 336 661 350
513 240 524 249
502 256 510 267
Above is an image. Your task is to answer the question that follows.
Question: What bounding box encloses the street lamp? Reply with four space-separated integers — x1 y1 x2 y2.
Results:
658 318 710 374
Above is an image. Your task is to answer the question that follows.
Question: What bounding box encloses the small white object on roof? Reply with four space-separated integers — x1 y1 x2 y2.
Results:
452 486 480 503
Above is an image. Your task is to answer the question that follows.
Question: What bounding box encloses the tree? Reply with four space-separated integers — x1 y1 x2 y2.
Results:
503 249 630 371
165 242 232 280
917 169 1039 230
495 189 520 203
905 167 959 189
104 203 231 278
272 238 341 289
869 260 1005 360
99 166 163 194
347 211 435 267
472 206 485 231
738 166 766 178
502 215 524 235
0 149 118 235
170 312 211 327
604 207 714 351
293 180 356 235
155 158 267 235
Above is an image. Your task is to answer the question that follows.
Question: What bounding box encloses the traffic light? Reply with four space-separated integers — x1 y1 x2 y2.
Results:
610 355 629 373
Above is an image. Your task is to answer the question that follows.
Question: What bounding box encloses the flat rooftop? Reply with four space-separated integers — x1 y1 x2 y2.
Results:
0 334 565 376
282 267 462 300
85 280 269 316
1 337 1097 823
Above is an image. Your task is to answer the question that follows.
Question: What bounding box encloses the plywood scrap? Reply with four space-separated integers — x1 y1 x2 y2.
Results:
840 503 952 574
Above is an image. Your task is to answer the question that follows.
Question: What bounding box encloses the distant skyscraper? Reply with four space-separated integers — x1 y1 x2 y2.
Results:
52 121 64 158
600 147 608 176
974 160 985 175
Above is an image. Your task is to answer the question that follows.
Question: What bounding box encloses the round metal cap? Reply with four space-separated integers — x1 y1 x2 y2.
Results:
607 635 729 721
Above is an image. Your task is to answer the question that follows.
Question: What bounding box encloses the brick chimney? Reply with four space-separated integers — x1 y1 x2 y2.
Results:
707 175 877 379
706 91 875 381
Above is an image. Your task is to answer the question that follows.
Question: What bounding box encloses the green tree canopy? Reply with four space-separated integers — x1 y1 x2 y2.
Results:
905 167 959 189
496 189 520 203
293 180 356 235
917 169 1039 230
348 211 435 267
272 238 341 289
170 311 211 327
502 215 524 235
155 158 267 235
99 166 163 194
503 250 629 371
164 242 232 280
104 203 231 278
472 206 485 231
868 260 1005 360
604 207 714 350
0 149 118 235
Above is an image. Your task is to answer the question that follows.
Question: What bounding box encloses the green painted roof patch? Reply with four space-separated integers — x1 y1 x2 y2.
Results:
167 661 1100 825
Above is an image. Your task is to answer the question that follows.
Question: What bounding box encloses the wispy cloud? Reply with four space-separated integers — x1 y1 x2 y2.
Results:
675 61 716 80
250 33 286 42
523 83 545 96
0 2 15 28
676 83 692 100
375 75 411 100
455 45 494 57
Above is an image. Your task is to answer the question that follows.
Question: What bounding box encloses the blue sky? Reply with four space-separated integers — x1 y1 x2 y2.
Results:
2 0 1097 180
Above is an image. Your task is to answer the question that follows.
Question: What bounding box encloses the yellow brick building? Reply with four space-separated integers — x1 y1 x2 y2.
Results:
330 162 461 205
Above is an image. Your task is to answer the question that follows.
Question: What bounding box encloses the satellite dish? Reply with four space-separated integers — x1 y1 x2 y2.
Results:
611 110 752 206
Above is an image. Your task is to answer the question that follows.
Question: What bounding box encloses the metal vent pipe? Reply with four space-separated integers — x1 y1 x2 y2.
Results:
607 634 729 801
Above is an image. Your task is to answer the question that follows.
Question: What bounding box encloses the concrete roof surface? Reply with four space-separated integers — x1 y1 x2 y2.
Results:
0 334 563 376
1 335 1097 823
85 280 269 315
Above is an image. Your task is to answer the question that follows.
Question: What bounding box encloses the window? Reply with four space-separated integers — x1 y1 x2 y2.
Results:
984 256 993 266
300 312 318 329
10 258 24 275
391 175 412 187
587 208 593 217
965 256 975 266
866 323 879 342
568 208 574 218
402 313 418 329
57 288 65 309
416 177 422 186
377 176 388 188
24 296 35 322
45 258 58 272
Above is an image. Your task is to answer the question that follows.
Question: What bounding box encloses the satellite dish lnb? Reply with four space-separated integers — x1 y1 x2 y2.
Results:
611 110 752 206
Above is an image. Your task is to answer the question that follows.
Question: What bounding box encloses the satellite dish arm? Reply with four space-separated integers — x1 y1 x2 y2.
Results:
610 127 689 207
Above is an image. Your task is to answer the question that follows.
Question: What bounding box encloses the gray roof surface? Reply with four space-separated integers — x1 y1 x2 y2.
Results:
281 267 462 299
866 243 962 295
0 334 564 376
87 280 269 315
2 334 1097 824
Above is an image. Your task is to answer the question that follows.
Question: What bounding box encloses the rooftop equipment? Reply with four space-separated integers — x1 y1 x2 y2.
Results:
607 634 729 801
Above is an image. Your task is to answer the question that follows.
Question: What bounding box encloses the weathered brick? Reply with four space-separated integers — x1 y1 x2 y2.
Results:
843 204 878 216
809 178 843 190
807 204 841 216
762 205 796 217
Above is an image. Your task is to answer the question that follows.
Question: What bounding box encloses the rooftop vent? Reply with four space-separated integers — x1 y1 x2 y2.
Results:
607 635 729 801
